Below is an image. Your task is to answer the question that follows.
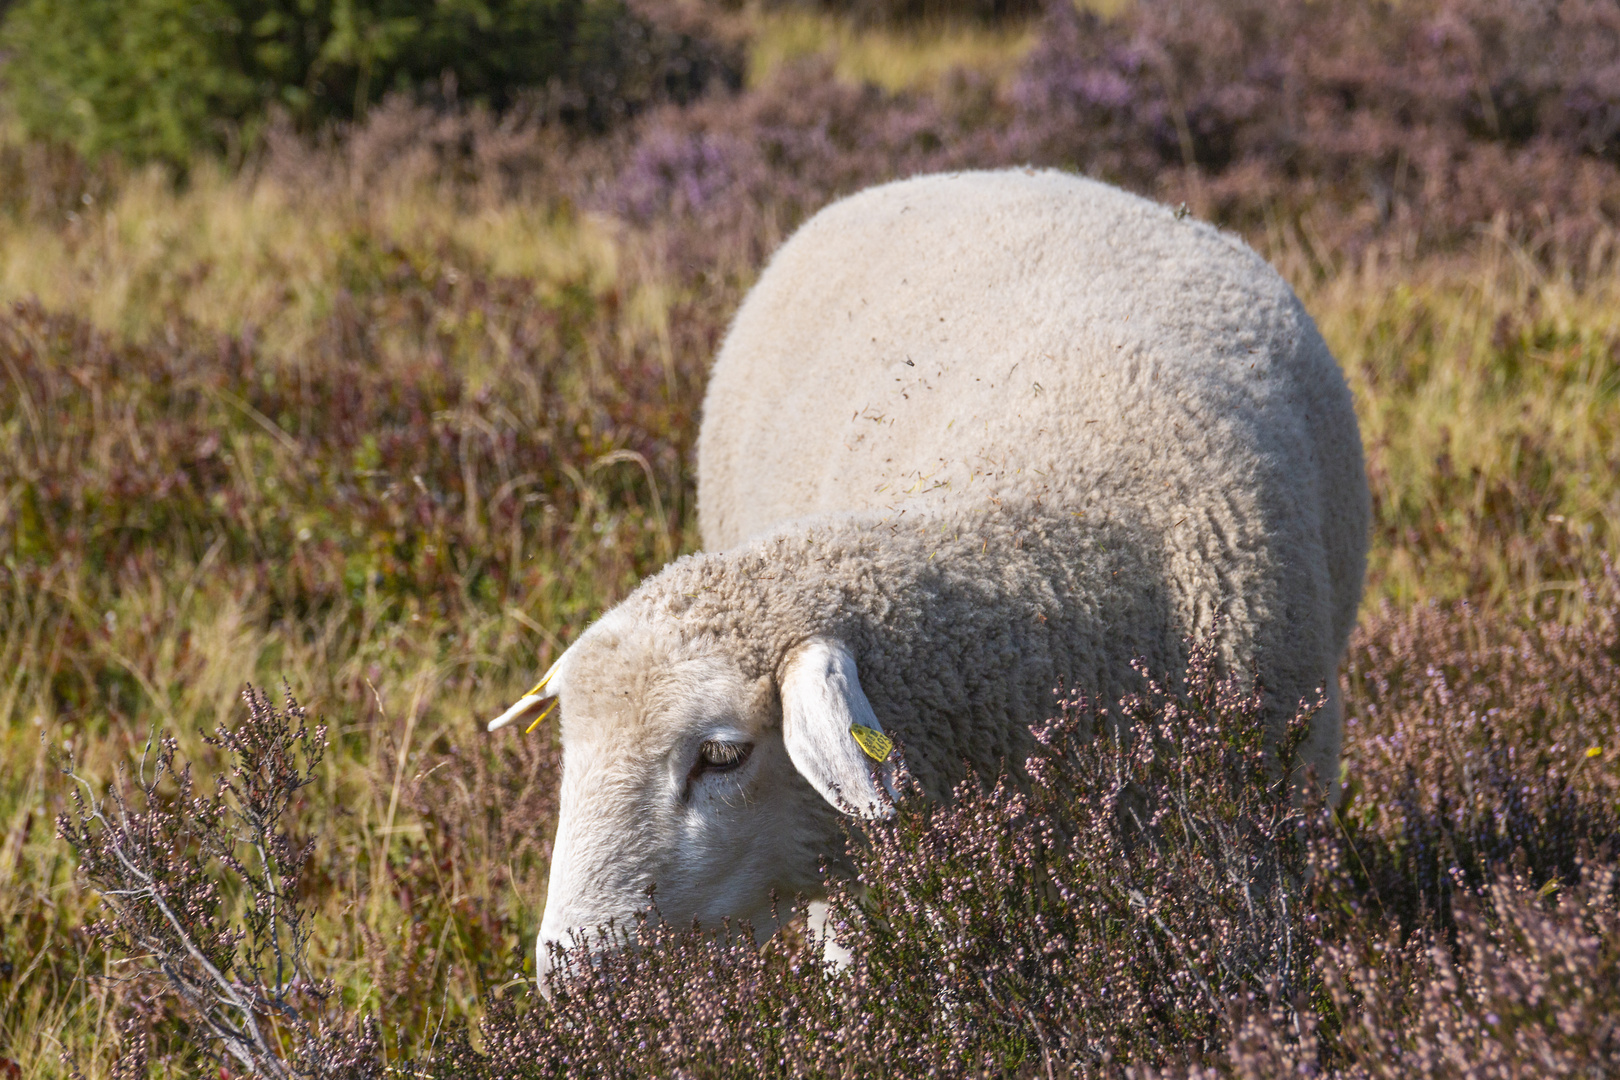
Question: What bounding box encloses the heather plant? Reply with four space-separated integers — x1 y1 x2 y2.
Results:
1317 865 1620 1077
56 688 364 1077
1003 0 1620 259
1335 562 1620 933
598 56 992 271
805 635 1324 1075
760 0 1044 28
69 632 1329 1078
457 592 1618 1078
1195 863 1620 1077
600 0 1620 270
3 0 1620 1075
43 596 1620 1077
479 635 1324 1077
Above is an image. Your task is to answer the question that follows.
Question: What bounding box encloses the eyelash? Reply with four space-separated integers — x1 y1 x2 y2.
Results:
683 740 753 800
698 740 751 773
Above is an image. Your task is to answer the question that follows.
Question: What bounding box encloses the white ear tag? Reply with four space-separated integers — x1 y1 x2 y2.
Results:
780 639 899 819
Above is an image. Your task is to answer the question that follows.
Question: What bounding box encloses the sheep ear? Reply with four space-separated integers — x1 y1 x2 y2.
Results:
487 648 570 732
780 638 899 820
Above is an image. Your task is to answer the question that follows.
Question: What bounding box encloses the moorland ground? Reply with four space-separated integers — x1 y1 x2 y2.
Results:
1 1 1618 1076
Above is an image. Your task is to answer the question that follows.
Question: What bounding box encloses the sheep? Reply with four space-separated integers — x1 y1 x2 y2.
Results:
488 168 1369 984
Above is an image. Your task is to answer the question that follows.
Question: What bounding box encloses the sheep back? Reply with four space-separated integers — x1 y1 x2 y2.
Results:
697 168 1368 789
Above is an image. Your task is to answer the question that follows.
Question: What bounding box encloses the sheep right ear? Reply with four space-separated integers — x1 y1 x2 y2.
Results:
487 648 570 732
780 638 899 820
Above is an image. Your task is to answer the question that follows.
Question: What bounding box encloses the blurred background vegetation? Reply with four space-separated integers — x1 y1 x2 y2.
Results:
0 0 741 164
0 0 1617 1076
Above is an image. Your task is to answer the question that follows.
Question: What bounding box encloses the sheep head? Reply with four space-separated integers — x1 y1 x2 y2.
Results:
488 608 899 987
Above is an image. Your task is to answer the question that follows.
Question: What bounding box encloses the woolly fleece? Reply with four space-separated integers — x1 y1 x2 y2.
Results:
693 168 1368 792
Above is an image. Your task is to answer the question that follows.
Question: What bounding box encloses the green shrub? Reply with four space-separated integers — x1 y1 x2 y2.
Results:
0 0 739 167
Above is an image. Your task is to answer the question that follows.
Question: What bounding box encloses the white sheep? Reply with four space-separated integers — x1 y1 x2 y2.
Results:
489 168 1369 983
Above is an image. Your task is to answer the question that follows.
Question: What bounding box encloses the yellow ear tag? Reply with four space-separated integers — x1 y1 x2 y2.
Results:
850 724 893 762
525 670 556 698
524 699 557 735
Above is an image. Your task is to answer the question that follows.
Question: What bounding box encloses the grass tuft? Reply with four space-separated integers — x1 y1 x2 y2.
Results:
2 0 1618 1074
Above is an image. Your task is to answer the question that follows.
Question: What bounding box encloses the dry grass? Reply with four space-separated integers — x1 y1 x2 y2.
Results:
0 157 620 366
746 8 1038 91
0 142 695 1076
6 155 1612 615
1 1 1618 1073
1297 238 1620 614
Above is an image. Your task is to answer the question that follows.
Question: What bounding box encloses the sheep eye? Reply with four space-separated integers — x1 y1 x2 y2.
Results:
697 740 751 773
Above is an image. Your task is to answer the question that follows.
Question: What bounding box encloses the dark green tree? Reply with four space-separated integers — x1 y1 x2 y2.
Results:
0 0 737 166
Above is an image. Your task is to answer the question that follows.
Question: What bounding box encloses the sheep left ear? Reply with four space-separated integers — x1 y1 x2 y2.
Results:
780 638 899 820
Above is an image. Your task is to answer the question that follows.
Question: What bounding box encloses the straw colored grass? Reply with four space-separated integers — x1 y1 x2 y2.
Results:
1 11 1617 1070
746 8 1038 91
